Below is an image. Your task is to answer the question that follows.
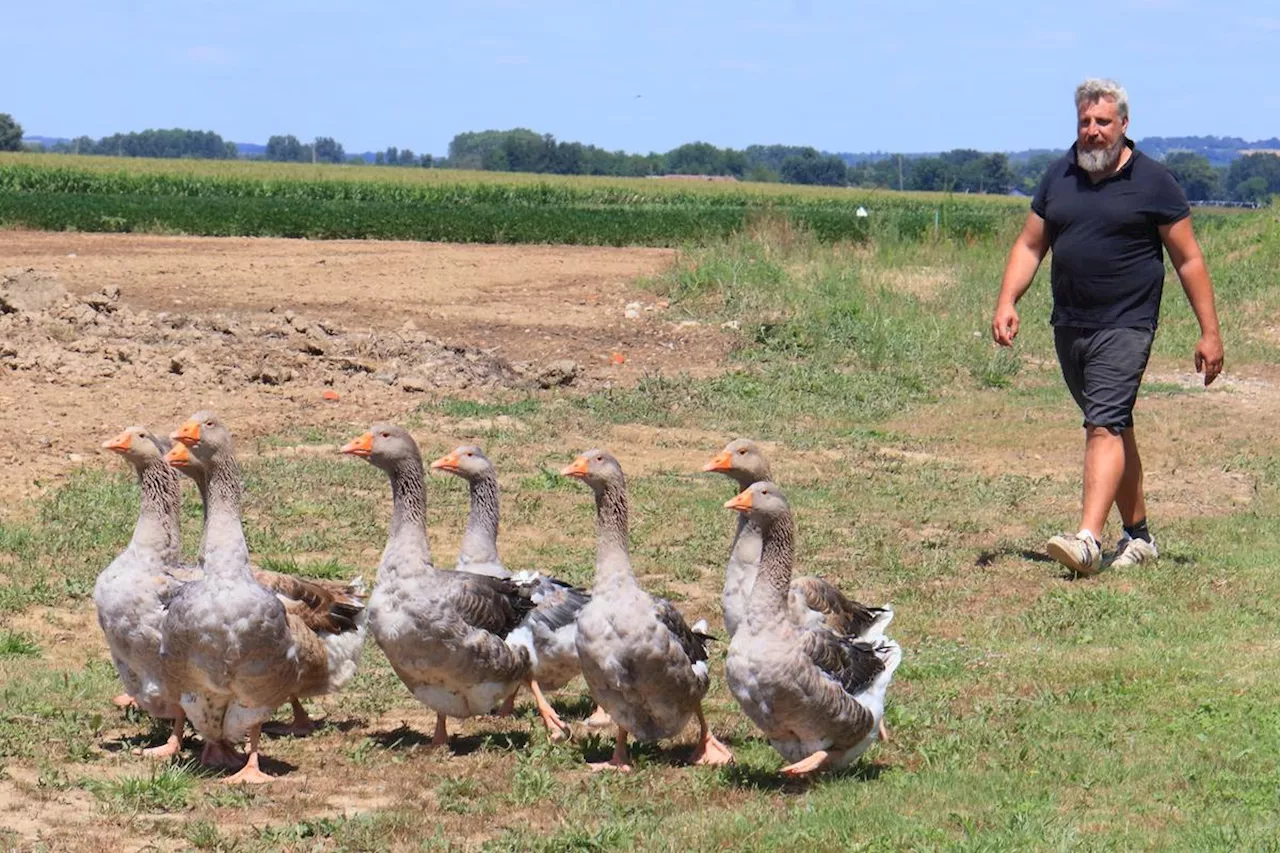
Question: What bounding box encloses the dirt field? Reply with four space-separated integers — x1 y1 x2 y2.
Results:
4 229 1280 851
0 231 735 509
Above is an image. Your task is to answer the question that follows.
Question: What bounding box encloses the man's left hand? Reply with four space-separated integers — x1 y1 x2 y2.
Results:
1195 333 1224 386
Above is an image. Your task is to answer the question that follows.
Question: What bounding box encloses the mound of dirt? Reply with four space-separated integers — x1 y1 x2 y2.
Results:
0 268 533 394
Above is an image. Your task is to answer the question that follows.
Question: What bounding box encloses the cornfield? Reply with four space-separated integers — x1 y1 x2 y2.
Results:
0 156 1026 246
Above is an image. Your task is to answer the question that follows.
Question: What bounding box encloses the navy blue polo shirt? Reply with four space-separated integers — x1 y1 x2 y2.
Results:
1031 139 1190 330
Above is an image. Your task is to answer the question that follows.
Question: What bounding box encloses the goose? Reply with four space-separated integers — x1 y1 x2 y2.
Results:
342 425 571 746
561 449 734 771
172 446 367 736
723 481 902 777
93 426 188 757
430 445 609 726
702 439 893 641
160 411 355 783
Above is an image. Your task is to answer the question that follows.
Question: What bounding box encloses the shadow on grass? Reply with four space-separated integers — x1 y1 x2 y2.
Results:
721 757 889 792
369 723 531 756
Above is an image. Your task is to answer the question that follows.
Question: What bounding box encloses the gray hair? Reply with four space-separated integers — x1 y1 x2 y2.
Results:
1075 78 1129 120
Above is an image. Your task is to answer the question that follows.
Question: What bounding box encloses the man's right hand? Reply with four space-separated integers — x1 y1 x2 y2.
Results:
992 302 1020 347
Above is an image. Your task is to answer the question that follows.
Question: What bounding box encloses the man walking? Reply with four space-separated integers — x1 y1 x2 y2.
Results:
991 77 1224 576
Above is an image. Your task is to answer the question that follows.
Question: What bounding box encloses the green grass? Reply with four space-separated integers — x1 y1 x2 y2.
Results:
0 630 39 657
83 762 199 813
2 204 1279 850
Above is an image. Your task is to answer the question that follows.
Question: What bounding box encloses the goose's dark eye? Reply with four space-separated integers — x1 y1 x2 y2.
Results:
737 448 746 455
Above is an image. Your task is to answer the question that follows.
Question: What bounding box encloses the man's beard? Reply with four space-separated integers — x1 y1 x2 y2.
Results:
1077 137 1124 172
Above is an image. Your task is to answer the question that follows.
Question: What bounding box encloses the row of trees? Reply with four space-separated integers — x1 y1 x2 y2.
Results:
6 111 1279 201
263 135 434 167
1164 151 1280 204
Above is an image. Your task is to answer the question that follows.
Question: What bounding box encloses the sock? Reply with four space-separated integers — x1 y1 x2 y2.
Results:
1124 519 1151 542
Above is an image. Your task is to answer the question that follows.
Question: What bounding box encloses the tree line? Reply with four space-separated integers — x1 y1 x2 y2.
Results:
4 111 1278 202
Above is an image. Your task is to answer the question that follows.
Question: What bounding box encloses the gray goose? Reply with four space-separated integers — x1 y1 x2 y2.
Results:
160 411 347 783
173 447 367 735
342 425 571 746
723 481 902 776
562 449 734 771
703 439 893 641
93 426 187 757
430 445 609 726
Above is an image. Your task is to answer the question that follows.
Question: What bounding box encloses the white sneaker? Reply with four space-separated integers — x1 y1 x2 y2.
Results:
1046 532 1102 576
1111 534 1158 569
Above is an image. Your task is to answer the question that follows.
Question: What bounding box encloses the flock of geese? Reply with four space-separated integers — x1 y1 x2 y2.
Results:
93 411 903 784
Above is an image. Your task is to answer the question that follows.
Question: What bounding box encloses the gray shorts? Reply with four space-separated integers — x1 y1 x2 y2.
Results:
1054 326 1154 432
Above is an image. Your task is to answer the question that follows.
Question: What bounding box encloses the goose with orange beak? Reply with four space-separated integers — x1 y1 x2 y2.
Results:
93 425 189 757
562 449 733 772
702 438 893 642
722 481 901 778
158 411 309 783
342 424 572 746
429 444 607 727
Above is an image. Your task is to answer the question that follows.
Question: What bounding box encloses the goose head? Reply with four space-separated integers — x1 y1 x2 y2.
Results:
703 438 772 488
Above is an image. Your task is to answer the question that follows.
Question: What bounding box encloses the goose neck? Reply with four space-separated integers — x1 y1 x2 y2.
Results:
459 473 500 565
200 454 253 581
386 457 433 566
132 458 182 566
592 480 634 587
744 512 795 629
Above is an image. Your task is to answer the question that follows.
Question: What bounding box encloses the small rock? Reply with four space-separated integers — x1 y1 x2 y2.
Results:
373 371 398 385
398 375 429 392
317 319 341 335
169 350 193 375
69 453 84 464
536 359 580 389
624 309 640 319
255 366 292 385
38 437 51 449
721 320 741 331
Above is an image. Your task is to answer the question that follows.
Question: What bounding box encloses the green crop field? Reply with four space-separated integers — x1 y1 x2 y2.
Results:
0 153 1024 246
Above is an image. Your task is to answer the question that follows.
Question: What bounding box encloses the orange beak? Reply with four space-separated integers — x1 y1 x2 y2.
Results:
724 488 753 513
172 421 201 447
340 432 374 457
560 456 589 479
430 451 460 472
102 431 133 453
164 442 192 468
702 451 732 473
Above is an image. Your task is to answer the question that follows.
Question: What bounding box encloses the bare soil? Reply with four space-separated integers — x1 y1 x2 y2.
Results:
0 232 734 509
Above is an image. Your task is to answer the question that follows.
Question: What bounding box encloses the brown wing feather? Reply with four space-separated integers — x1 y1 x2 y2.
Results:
793 575 885 637
284 609 332 698
254 570 366 635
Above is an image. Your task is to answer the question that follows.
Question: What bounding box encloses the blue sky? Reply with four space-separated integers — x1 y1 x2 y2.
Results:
9 0 1278 156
